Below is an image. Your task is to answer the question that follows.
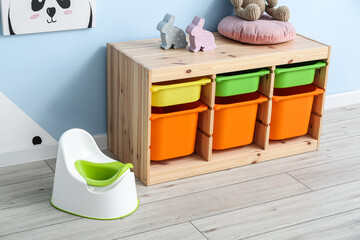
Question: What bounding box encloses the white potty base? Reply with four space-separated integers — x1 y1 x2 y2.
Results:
51 129 140 220
50 199 139 220
51 170 139 220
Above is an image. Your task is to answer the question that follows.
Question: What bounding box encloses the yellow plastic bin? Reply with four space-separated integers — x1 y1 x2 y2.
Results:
270 85 324 140
151 78 211 107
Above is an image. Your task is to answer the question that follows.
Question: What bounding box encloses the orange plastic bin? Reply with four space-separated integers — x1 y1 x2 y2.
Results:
150 102 208 161
270 85 324 140
213 92 268 150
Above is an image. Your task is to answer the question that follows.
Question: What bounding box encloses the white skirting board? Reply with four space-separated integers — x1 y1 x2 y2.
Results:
0 134 107 168
1 90 359 168
325 89 360 109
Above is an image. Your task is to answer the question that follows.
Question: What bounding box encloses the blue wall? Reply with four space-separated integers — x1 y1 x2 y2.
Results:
0 1 358 139
285 0 360 95
0 0 233 139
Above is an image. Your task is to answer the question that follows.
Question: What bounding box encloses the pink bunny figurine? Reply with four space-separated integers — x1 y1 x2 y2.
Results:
186 16 216 53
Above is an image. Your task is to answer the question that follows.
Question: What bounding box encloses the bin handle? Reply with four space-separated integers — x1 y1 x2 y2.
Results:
216 69 270 83
214 94 268 111
272 86 324 103
150 102 208 121
151 78 211 93
275 61 326 75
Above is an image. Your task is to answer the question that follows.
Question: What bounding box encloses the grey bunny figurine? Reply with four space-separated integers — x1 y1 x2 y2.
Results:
157 14 188 50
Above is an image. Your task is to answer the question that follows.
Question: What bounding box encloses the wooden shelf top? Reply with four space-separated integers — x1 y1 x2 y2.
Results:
109 33 330 82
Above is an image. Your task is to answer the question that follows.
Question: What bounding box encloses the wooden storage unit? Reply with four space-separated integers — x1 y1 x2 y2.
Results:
107 33 331 186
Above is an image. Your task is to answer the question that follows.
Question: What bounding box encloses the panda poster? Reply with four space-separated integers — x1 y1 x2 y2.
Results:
1 0 95 36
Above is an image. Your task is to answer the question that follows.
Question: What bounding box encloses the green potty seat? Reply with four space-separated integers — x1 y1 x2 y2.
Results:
275 61 326 88
75 160 133 187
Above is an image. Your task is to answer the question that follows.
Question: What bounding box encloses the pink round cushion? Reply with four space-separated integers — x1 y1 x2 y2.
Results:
218 15 296 45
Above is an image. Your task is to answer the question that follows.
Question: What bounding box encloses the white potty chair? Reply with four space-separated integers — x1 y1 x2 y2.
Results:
51 129 139 220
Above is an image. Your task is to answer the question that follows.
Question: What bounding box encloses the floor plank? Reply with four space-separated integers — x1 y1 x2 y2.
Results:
192 180 360 240
288 156 360 190
321 117 360 142
137 135 360 204
44 159 56 172
1 174 309 239
117 222 206 240
246 208 360 240
0 161 53 187
323 104 360 124
0 177 53 210
0 104 359 239
0 200 78 237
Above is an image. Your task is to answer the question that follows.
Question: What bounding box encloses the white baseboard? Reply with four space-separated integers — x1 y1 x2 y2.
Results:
325 89 360 109
0 134 107 168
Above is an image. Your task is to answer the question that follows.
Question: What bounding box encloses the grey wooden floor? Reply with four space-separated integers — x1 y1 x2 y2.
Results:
1 104 360 240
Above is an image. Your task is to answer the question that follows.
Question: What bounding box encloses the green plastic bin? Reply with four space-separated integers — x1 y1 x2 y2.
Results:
274 61 326 88
215 69 270 97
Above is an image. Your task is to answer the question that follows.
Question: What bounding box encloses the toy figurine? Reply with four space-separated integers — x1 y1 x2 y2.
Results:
186 16 216 53
230 0 290 22
156 14 188 50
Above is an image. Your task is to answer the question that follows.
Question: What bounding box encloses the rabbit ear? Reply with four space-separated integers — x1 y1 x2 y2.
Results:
192 16 205 28
168 15 175 25
164 14 175 25
198 18 205 28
